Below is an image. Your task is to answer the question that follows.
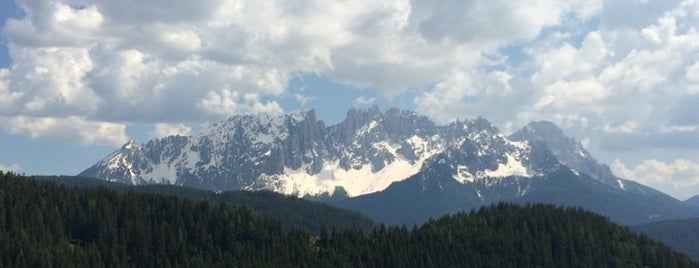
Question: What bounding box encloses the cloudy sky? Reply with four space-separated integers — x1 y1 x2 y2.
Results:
1 0 699 200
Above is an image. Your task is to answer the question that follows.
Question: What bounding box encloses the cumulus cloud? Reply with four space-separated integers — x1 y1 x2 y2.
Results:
294 94 316 106
611 158 699 200
0 162 21 173
410 0 565 45
414 68 518 123
0 116 128 146
353 96 376 106
0 0 591 121
497 0 699 158
150 123 193 139
0 0 698 167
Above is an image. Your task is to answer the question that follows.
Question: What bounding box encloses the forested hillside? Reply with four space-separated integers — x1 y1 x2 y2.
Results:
1 172 696 267
633 218 699 261
36 175 374 234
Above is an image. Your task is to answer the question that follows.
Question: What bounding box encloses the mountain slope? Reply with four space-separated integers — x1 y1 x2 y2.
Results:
686 195 699 206
35 175 374 233
632 218 699 261
81 107 698 226
81 107 542 197
333 163 699 226
2 172 695 267
333 121 699 226
510 121 630 190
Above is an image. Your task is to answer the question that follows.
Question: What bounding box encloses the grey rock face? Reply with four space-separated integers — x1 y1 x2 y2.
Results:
509 121 623 188
81 107 448 194
79 107 633 198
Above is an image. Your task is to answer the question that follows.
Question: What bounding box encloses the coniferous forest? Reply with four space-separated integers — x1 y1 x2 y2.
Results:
33 175 376 234
0 171 696 267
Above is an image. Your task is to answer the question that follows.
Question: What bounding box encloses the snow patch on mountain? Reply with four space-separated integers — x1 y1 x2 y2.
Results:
358 120 380 136
145 161 178 184
617 179 626 190
255 156 428 197
481 153 530 178
453 165 475 184
82 107 625 199
252 136 441 197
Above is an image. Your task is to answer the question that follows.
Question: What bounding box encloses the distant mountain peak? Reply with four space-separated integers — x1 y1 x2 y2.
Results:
521 120 565 137
81 107 699 226
467 117 498 132
122 139 139 150
288 108 316 122
82 108 628 198
685 194 699 206
509 120 628 189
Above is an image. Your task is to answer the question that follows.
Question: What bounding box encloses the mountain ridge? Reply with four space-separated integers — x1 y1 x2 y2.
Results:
81 107 551 197
80 107 699 225
686 195 699 206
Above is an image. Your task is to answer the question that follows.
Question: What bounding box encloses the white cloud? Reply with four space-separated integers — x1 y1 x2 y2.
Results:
353 96 376 106
150 123 193 138
294 94 316 106
410 0 565 45
611 158 699 200
1 0 568 144
601 121 640 134
529 32 611 85
0 0 697 158
503 0 699 158
0 116 128 147
0 162 21 173
0 69 22 111
414 68 516 123
4 46 100 117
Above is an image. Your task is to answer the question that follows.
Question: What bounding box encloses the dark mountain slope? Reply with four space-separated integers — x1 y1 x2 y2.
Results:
330 120 699 226
35 175 374 233
512 168 699 225
322 203 697 267
632 218 699 261
686 195 699 206
78 107 699 228
334 165 699 226
2 171 695 267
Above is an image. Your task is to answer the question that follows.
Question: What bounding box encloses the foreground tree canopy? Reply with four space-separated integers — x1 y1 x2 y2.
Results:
0 171 695 267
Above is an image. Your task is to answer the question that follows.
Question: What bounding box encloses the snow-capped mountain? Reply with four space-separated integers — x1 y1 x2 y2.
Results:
82 107 440 196
509 121 622 188
81 107 699 225
81 107 561 197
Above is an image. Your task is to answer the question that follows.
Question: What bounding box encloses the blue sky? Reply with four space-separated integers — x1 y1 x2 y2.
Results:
2 0 699 199
0 0 16 67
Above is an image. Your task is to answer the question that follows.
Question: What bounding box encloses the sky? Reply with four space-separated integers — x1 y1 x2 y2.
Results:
1 0 699 200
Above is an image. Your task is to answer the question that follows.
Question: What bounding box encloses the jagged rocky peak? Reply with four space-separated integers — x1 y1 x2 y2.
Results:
686 195 699 206
467 117 499 133
514 121 564 138
509 120 622 188
439 118 504 152
111 140 145 162
279 109 326 173
122 139 139 150
510 121 582 156
288 108 316 122
344 105 383 126
81 107 638 198
332 106 384 142
382 107 438 138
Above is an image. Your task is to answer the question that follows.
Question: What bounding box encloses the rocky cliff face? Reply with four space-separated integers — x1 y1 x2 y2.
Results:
509 121 634 190
80 107 631 199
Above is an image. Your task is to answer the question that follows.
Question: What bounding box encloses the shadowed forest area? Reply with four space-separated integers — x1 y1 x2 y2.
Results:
0 171 696 267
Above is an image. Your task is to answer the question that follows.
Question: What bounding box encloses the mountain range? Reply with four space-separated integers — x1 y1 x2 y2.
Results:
686 195 699 206
80 107 699 225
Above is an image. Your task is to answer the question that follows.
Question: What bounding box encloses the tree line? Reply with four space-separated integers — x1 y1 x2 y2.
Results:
0 171 696 267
